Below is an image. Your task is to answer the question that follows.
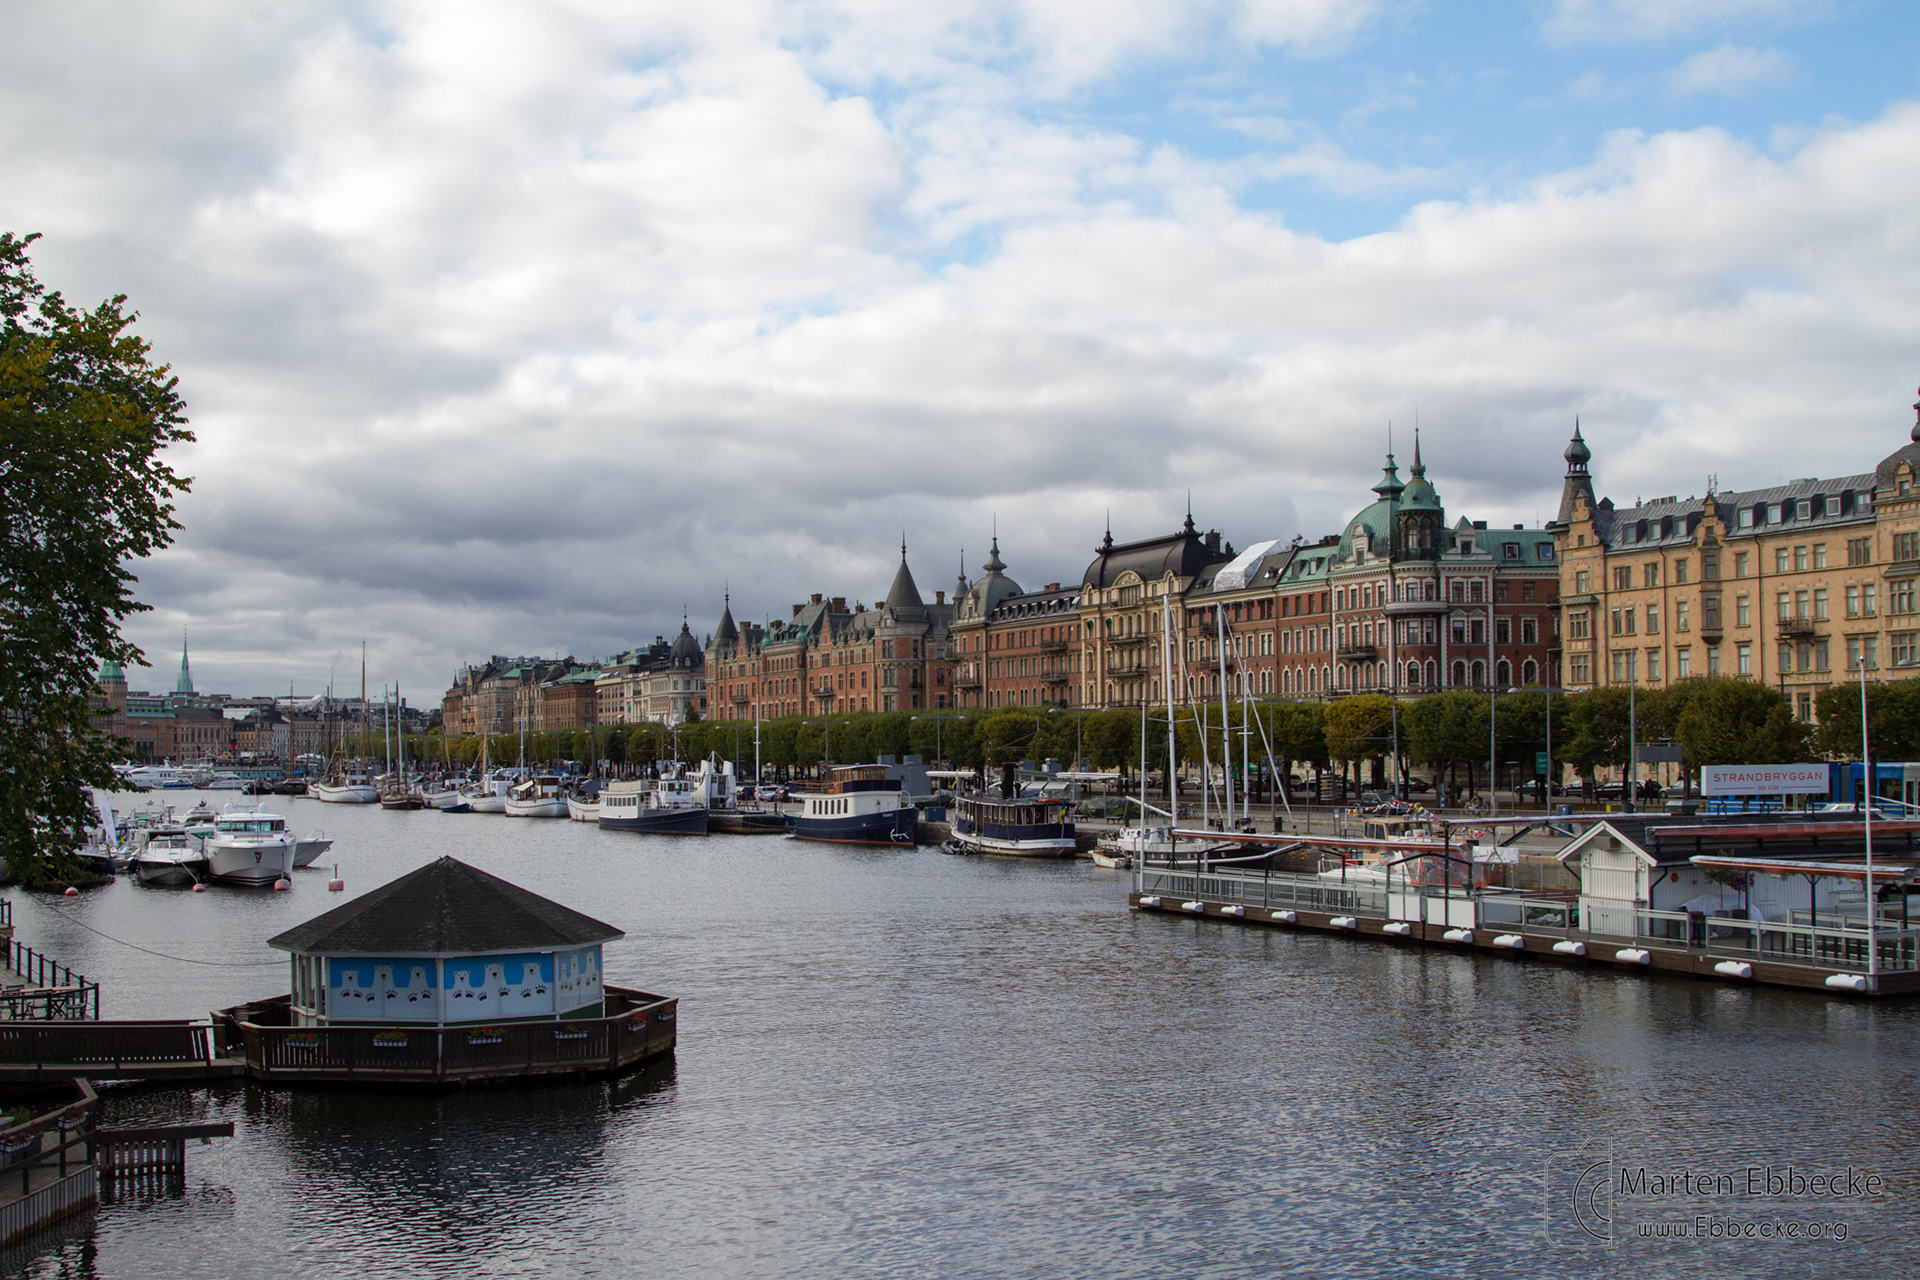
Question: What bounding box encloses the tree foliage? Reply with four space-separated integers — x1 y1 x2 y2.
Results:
1 233 192 882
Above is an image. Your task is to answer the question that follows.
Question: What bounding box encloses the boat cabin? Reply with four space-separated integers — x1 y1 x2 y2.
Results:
267 856 623 1028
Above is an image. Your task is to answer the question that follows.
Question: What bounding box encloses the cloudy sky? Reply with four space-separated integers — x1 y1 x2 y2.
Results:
8 0 1918 700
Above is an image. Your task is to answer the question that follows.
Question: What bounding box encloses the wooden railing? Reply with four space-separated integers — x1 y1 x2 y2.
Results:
232 986 677 1085
0 1022 212 1074
95 1123 233 1189
3 939 99 1021
0 1080 95 1198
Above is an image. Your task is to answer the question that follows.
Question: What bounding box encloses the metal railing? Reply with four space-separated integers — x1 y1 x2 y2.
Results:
2 941 98 1021
1140 865 1918 973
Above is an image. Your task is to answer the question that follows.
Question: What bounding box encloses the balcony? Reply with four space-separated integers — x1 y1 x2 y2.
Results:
1040 638 1070 651
954 673 982 689
1778 617 1819 637
1337 644 1377 661
730 690 750 704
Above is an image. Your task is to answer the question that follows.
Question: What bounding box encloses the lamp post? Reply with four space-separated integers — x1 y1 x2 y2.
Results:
910 713 963 768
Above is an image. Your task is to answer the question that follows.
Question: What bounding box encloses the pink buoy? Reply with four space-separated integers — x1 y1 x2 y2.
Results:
191 883 207 893
272 878 291 892
62 886 78 897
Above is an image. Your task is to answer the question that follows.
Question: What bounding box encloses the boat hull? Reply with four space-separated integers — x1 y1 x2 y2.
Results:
133 854 208 886
292 837 332 868
598 808 708 835
504 797 568 818
311 783 378 804
785 807 917 846
466 793 508 813
205 837 295 885
566 797 601 822
951 815 1077 857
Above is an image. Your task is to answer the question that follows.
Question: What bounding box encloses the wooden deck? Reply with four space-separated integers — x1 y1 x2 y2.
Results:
1131 893 1920 996
0 1022 243 1085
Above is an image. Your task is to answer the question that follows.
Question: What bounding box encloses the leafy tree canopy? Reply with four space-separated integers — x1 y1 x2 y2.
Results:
1 233 192 883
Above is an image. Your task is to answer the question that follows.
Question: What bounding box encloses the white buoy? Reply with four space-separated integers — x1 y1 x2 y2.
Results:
1271 910 1297 923
1181 900 1206 913
272 878 291 892
1825 973 1870 992
1442 928 1473 944
1552 940 1586 957
1494 934 1525 950
1614 948 1653 966
1713 960 1753 979
1330 916 1358 929
1220 905 1244 917
1138 896 1161 908
1382 922 1412 937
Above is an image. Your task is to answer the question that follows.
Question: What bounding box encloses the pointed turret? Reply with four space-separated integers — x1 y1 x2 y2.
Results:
1554 419 1596 529
713 592 739 646
174 634 194 695
885 541 925 611
1372 452 1405 501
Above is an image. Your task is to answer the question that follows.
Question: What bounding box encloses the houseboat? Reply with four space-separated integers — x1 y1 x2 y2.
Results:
786 765 916 846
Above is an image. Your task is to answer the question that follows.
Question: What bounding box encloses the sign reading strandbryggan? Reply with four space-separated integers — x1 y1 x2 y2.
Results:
1700 764 1833 797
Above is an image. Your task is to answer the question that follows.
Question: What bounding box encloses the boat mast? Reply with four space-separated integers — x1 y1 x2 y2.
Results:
360 641 367 777
1216 601 1233 827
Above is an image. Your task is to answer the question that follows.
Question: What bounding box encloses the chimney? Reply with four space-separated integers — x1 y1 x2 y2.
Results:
811 593 823 605
832 597 846 611
935 591 945 604
792 604 804 617
1205 530 1221 551
1045 583 1060 591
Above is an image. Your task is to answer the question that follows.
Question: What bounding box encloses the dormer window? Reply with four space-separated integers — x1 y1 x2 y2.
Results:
1460 539 1475 555
1796 499 1812 519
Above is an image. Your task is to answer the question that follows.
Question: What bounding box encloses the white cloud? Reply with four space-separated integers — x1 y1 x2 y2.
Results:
1544 0 1826 45
1666 44 1797 98
3 2 1917 697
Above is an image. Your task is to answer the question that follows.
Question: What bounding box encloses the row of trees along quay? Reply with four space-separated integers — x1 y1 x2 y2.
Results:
427 671 1920 800
3 232 194 885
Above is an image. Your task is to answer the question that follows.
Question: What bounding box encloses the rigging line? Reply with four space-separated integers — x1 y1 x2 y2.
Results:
33 905 284 967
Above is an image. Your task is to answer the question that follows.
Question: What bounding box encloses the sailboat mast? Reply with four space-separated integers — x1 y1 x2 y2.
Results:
1216 603 1233 826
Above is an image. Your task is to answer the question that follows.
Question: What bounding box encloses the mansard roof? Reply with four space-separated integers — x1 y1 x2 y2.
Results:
1081 516 1225 589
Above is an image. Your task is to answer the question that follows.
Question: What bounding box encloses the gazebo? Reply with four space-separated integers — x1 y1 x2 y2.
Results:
267 857 623 1028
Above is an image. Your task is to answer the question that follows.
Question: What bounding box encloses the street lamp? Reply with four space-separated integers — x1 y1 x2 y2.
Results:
910 713 963 767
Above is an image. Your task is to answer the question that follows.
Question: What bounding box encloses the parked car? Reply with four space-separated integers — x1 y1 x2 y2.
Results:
756 785 788 801
1403 778 1433 793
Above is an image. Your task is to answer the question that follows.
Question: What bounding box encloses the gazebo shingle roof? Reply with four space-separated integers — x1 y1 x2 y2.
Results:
267 857 623 955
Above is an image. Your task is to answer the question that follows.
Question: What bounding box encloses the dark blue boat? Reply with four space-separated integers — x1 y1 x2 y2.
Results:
596 778 709 835
785 766 916 846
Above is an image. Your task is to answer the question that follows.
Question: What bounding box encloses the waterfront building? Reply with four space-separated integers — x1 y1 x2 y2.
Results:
1178 538 1299 702
817 547 955 714
704 597 767 722
949 539 1027 710
539 666 601 731
1078 515 1232 709
268 856 621 1027
1552 391 1920 718
638 622 705 724
1271 540 1335 697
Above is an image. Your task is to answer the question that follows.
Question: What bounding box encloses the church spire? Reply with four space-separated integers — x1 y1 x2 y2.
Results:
174 632 194 695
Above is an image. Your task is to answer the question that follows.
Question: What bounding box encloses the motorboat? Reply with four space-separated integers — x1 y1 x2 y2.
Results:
598 777 707 835
130 831 208 886
567 793 601 822
202 803 296 886
202 772 248 791
292 831 333 868
119 765 195 790
463 771 517 814
379 784 426 810
420 784 464 810
184 800 218 823
785 765 916 846
504 776 569 818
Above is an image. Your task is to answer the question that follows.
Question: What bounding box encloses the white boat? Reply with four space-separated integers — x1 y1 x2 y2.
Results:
130 831 208 886
566 794 601 822
202 772 249 791
949 794 1077 857
292 833 333 868
504 776 568 818
311 772 378 804
202 803 295 885
420 785 464 810
119 765 195 790
598 777 708 835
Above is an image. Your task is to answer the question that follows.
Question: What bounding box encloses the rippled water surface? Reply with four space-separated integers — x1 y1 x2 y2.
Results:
7 793 1920 1278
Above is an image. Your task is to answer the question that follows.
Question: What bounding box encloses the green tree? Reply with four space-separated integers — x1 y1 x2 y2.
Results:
1671 677 1809 768
1404 691 1489 795
1 233 192 883
1561 687 1632 784
1815 676 1920 761
1324 694 1396 789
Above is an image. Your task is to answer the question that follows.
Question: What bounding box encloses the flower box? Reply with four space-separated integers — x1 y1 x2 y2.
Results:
371 1031 409 1048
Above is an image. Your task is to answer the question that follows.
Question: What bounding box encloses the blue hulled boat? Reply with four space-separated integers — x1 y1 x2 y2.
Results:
597 777 708 835
785 765 916 846
949 794 1077 857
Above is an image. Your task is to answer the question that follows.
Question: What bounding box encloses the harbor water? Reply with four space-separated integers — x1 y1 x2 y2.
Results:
9 792 1920 1278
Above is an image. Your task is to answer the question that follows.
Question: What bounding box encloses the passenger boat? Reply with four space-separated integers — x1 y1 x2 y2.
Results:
504 775 569 818
566 793 601 822
694 756 785 833
785 765 916 846
118 764 194 790
202 803 296 885
949 794 1076 857
597 778 707 835
202 771 249 791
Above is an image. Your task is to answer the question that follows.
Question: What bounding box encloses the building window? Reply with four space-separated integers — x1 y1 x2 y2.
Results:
1736 595 1751 627
1779 643 1794 674
1849 537 1873 566
1894 633 1917 667
1707 645 1720 676
1675 599 1691 632
1613 566 1632 591
1676 646 1691 678
1570 610 1590 640
1570 655 1591 683
1522 581 1536 601
1893 581 1916 615
1643 563 1660 588
1735 552 1749 578
1776 592 1791 623
1703 555 1719 581
1496 618 1511 644
1848 636 1880 670
1646 649 1661 681
1522 617 1537 644
1673 559 1689 584
1646 604 1659 634
1737 643 1752 675
1574 570 1590 595
1865 585 1879 617
1775 547 1790 574
1795 546 1808 572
